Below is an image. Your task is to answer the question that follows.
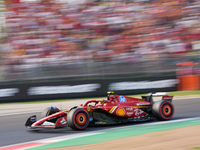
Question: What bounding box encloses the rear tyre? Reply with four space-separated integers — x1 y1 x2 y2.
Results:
67 108 89 130
152 100 174 121
41 106 60 118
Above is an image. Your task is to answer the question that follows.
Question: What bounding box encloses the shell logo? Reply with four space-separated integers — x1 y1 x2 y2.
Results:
117 108 125 116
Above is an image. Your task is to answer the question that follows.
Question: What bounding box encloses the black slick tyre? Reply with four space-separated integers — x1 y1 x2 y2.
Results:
67 108 89 130
41 106 60 118
152 100 174 121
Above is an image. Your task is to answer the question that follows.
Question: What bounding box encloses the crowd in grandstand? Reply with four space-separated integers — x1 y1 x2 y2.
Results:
1 0 200 75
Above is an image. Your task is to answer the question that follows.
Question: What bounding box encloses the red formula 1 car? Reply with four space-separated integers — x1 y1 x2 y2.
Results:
25 92 174 130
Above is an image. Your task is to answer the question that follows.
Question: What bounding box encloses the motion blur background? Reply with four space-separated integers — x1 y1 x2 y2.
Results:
0 0 200 82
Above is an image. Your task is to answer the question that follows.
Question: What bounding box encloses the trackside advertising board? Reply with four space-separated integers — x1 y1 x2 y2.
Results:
0 76 178 103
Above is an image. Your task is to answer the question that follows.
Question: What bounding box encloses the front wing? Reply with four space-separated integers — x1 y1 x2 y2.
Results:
25 112 68 129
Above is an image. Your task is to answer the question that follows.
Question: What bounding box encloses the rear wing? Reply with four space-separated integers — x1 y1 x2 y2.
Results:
147 92 169 96
143 92 173 102
162 95 173 101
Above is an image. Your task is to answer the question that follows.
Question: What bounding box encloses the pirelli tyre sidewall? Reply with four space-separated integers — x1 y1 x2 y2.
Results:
152 100 174 121
67 108 89 130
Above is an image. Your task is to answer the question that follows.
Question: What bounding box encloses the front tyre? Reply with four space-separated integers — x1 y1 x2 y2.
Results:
41 106 60 118
67 108 89 130
152 100 174 121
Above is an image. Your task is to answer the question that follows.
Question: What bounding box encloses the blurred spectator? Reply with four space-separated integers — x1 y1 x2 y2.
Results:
1 0 200 80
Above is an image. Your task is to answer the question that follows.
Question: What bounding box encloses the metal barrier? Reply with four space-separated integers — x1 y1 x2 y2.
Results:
0 56 180 83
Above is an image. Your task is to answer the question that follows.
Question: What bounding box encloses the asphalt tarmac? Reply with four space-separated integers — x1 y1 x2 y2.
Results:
0 98 200 147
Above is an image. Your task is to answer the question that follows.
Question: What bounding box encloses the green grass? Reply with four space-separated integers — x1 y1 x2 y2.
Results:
170 90 200 96
191 147 200 150
1 90 200 105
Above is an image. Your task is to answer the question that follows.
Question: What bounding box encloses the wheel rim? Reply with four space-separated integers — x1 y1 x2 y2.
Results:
162 105 172 116
76 113 86 126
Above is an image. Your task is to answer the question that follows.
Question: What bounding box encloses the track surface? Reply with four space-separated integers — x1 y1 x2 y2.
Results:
0 98 200 147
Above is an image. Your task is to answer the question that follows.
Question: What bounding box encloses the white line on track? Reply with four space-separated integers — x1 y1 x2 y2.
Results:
37 132 101 143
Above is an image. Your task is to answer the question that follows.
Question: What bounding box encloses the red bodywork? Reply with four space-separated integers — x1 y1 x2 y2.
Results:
27 93 173 129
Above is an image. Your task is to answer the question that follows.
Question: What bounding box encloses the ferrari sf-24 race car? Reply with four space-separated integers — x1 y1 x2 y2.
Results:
25 92 174 130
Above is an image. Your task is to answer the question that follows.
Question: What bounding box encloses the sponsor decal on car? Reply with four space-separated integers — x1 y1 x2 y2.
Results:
126 112 134 116
136 103 150 106
60 118 67 124
42 121 55 126
126 107 133 111
109 106 117 114
56 116 68 125
30 116 36 122
134 109 144 116
119 96 126 102
117 107 125 116
89 117 93 122
95 121 106 125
